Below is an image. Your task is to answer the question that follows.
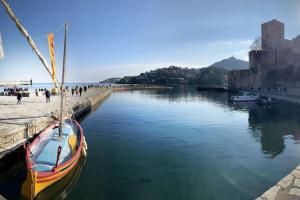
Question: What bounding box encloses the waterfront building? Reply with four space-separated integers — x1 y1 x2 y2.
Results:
229 19 300 95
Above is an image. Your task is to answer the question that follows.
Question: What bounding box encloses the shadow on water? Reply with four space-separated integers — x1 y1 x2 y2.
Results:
0 149 27 200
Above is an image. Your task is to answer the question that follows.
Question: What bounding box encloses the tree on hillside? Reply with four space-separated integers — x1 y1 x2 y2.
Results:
250 37 262 51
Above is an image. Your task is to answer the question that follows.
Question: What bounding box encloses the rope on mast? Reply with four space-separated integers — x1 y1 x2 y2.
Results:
0 0 61 90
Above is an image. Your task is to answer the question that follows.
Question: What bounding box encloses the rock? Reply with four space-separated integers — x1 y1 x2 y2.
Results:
255 198 264 200
289 188 300 196
294 179 300 188
277 174 294 188
291 169 300 178
261 186 280 200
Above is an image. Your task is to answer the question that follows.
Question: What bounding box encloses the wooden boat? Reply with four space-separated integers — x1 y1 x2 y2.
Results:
1 1 89 198
22 119 87 198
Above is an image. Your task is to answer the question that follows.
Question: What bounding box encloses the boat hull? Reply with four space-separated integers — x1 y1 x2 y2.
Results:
22 119 87 199
230 96 259 102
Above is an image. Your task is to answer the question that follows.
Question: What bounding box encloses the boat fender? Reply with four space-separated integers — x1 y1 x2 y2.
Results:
81 147 87 157
83 137 88 151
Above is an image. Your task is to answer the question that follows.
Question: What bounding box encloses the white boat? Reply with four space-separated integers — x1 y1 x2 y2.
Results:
230 91 259 102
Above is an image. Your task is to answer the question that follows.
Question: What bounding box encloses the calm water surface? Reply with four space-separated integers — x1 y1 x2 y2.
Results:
69 87 300 200
2 87 300 200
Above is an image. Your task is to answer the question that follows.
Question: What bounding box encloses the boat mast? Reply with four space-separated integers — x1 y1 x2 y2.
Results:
0 0 60 89
59 23 68 137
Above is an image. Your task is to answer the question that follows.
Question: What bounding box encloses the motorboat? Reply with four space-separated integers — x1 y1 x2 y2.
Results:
230 91 259 102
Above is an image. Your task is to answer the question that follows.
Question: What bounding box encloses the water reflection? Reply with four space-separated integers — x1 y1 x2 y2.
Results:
121 87 300 158
248 103 300 158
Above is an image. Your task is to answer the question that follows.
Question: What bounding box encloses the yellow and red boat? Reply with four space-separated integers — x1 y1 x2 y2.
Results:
22 119 87 199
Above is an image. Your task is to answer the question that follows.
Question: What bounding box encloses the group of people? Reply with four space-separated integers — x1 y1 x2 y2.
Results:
17 89 51 104
70 85 87 96
15 84 107 104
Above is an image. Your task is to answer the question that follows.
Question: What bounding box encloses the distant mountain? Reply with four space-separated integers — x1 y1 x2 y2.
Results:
100 77 121 84
209 56 248 70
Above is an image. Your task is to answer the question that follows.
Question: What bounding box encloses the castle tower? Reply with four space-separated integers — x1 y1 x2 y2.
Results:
261 19 284 50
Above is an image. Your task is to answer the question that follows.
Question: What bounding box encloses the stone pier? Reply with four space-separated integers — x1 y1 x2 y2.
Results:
0 88 112 159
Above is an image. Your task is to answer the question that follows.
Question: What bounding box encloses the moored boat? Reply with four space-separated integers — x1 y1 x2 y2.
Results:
0 0 89 198
230 91 259 102
22 119 87 198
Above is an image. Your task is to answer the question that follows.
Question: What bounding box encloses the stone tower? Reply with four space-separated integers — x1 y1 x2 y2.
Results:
261 19 284 50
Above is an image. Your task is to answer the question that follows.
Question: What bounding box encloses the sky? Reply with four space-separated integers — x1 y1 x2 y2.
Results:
0 0 300 83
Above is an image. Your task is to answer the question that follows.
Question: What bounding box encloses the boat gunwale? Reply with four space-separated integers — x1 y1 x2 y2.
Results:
25 119 84 178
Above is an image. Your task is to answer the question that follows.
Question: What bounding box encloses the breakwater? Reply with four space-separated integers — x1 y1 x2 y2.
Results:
0 80 32 86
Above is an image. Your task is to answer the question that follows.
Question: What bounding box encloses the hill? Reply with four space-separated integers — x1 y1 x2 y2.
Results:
117 57 248 86
209 56 248 70
118 66 228 86
100 77 121 84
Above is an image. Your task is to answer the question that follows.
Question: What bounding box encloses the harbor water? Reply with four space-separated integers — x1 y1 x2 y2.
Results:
1 87 300 199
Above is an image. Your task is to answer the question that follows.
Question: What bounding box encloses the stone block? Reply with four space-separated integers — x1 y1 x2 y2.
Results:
277 174 294 188
291 169 300 178
294 179 300 188
261 186 280 200
289 188 300 196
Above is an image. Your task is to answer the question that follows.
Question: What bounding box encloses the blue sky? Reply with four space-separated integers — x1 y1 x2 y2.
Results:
1 0 300 82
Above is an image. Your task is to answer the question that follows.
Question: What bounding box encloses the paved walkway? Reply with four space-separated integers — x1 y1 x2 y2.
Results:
0 88 109 157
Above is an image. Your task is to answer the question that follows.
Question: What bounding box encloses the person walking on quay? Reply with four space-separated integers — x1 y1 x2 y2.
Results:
71 88 74 96
79 87 83 96
83 86 87 92
17 92 22 104
45 90 51 103
75 86 78 96
35 89 39 97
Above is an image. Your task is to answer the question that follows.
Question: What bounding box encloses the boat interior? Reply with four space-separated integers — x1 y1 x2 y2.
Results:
29 120 80 172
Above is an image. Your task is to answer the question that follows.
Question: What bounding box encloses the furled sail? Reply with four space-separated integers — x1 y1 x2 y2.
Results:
0 33 4 61
47 33 56 81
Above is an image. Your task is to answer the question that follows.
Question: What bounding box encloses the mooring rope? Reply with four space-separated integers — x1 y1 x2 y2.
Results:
32 24 65 41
